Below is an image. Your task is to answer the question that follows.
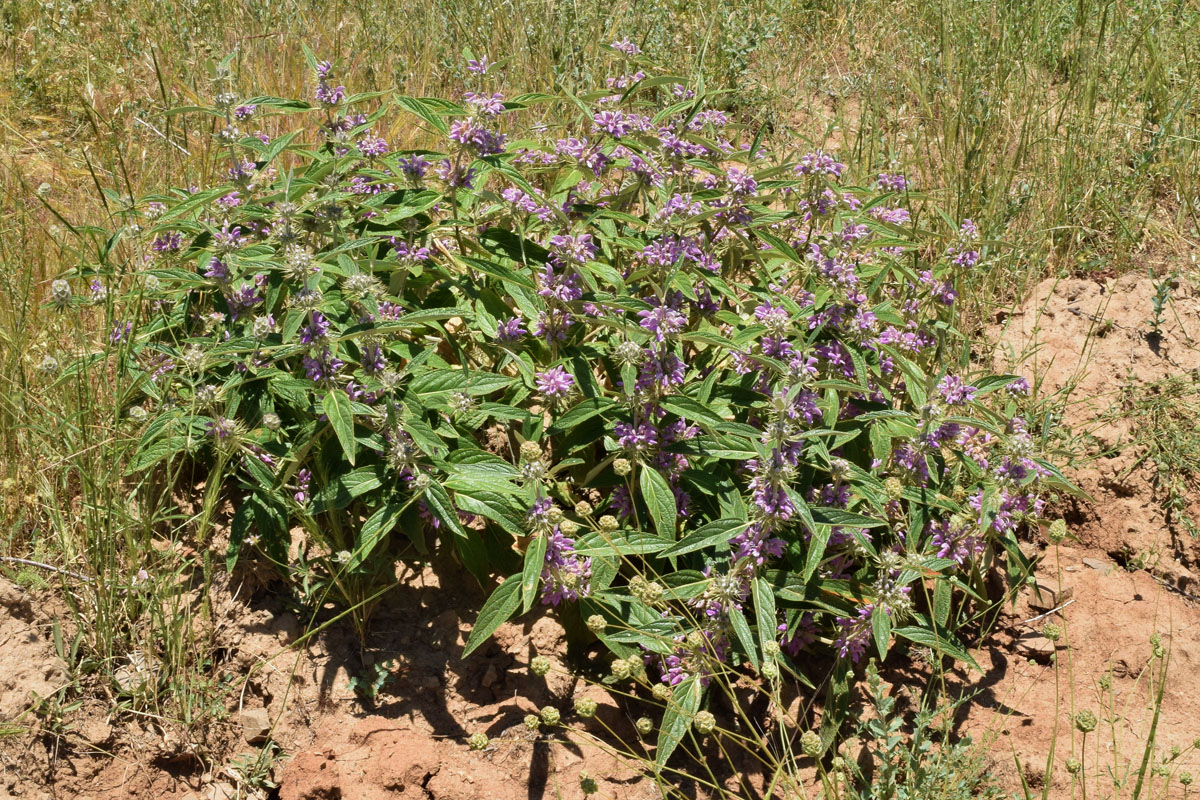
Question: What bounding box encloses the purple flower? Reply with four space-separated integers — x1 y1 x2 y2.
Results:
206 416 234 441
396 155 431 180
302 348 344 383
300 312 331 345
151 231 183 253
635 347 686 391
357 135 389 157
726 167 758 196
294 468 312 504
536 366 574 400
109 321 132 343
436 160 477 188
794 149 845 178
637 304 687 342
464 91 505 117
1007 376 1031 396
496 317 526 342
937 374 977 405
833 606 873 663
611 38 642 56
614 421 658 453
541 527 591 606
467 56 492 74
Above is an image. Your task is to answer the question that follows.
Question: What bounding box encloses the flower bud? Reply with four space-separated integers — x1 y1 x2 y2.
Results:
761 661 779 680
49 279 72 308
1075 710 1097 733
1047 519 1068 544
467 732 489 750
519 441 542 462
586 615 606 634
559 519 580 536
579 772 598 795
800 730 823 757
524 713 541 731
1065 757 1081 775
609 659 631 681
575 500 593 517
574 697 598 718
884 477 904 501
539 705 561 726
636 717 654 736
38 354 59 374
599 515 619 532
1042 622 1062 642
652 683 671 701
692 710 717 735
530 655 552 676
1181 772 1193 786
613 458 631 476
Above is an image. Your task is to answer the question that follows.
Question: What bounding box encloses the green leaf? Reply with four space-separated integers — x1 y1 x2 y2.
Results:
394 95 451 134
462 574 522 657
933 578 951 627
521 535 547 613
639 467 677 540
452 488 525 537
547 396 617 434
656 676 702 768
322 390 357 465
729 607 759 670
872 606 892 660
753 577 777 656
893 624 980 671
350 501 406 570
810 508 887 528
660 519 746 557
659 394 728 429
423 480 467 539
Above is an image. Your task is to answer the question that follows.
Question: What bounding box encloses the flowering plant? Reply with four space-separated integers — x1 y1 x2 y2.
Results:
74 47 1065 758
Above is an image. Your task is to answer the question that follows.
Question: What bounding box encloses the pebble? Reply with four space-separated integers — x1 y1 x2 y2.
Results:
240 708 272 744
481 664 498 688
1083 557 1110 571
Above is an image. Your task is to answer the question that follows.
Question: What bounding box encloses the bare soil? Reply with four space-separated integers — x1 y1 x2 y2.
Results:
3 273 1200 799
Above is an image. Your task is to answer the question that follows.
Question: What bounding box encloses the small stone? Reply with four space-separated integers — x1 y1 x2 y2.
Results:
1016 634 1057 663
1029 579 1073 611
240 708 271 744
481 664 498 688
205 782 238 800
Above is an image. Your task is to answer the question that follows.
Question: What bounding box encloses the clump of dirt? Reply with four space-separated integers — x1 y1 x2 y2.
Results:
950 545 1200 799
964 271 1200 797
0 578 66 727
992 273 1200 583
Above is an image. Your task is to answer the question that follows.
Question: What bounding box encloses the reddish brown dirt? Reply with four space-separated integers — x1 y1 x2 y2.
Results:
3 273 1200 800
